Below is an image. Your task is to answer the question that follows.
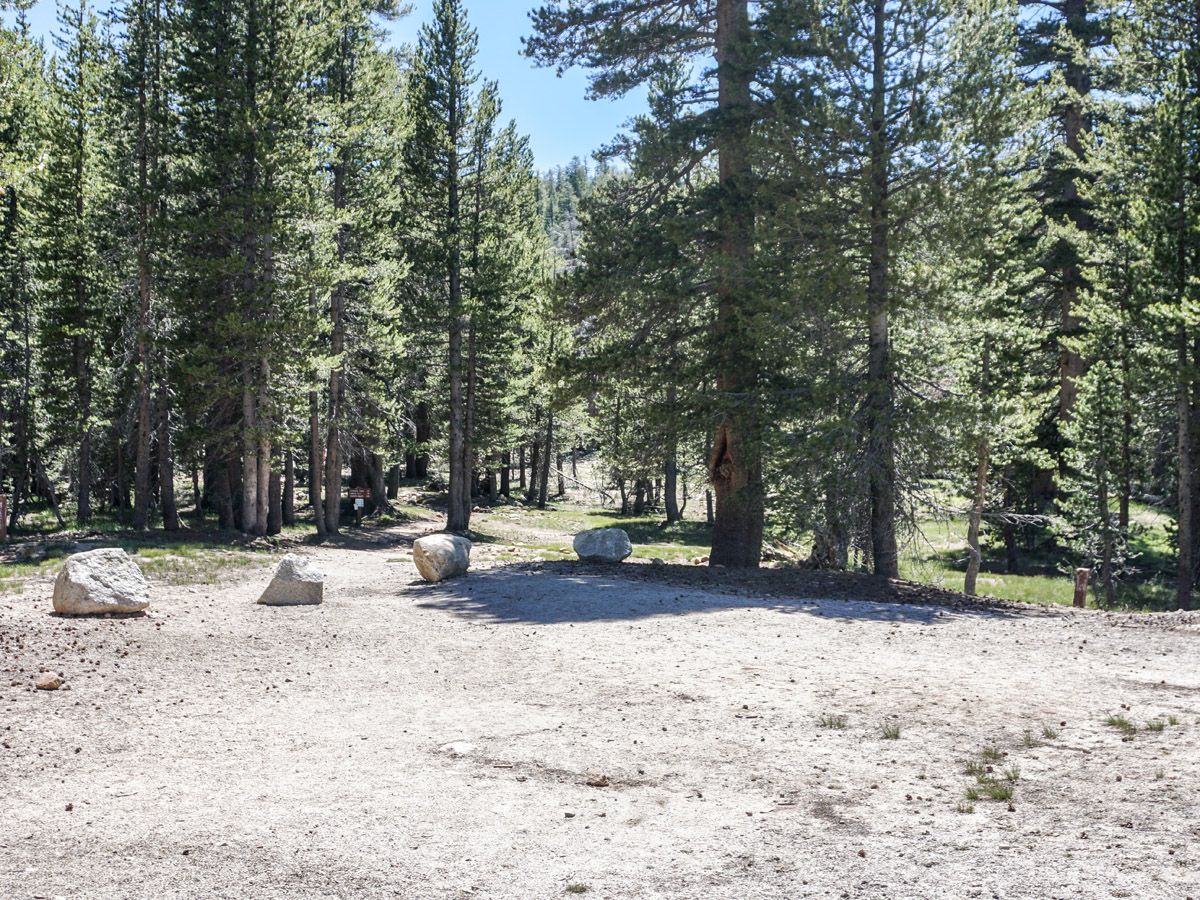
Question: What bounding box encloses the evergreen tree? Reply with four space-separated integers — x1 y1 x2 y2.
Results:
36 0 112 526
528 0 774 567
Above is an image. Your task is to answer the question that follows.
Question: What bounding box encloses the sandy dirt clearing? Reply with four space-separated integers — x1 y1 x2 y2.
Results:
2 527 1198 899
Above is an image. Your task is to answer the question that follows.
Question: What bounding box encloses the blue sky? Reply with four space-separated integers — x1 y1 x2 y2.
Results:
10 0 646 170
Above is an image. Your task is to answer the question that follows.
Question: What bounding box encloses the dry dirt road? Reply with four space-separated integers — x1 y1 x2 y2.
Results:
2 526 1198 900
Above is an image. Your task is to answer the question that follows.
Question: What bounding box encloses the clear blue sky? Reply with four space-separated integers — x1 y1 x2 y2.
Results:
9 0 646 170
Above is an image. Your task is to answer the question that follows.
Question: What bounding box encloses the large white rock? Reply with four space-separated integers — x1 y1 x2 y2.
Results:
257 554 325 606
52 548 150 616
573 528 633 563
413 534 471 583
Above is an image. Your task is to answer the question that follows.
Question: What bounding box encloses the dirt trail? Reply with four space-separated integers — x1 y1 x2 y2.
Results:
2 526 1198 899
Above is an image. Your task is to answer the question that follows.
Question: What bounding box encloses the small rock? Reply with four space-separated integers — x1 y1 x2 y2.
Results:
441 741 475 756
564 810 577 819
651 558 665 567
36 673 64 691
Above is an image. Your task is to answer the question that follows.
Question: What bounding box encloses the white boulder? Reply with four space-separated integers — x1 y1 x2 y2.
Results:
573 528 633 563
413 534 471 583
52 548 150 616
258 554 325 606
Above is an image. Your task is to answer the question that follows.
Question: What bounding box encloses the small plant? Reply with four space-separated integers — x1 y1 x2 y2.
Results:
979 779 1014 801
1104 714 1137 738
566 885 590 895
981 746 1004 762
1155 769 1165 781
1022 729 1040 749
955 801 975 814
818 714 848 730
1042 725 1059 740
963 760 986 778
881 723 901 740
1167 715 1179 726
1003 765 1021 783
963 785 981 802
1145 719 1165 733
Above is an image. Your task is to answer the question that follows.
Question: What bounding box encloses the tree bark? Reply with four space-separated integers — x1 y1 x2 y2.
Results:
708 0 762 568
538 415 554 509
964 440 990 597
1177 325 1195 611
283 449 295 526
862 0 900 580
500 450 511 497
309 390 326 536
267 467 282 536
157 389 179 531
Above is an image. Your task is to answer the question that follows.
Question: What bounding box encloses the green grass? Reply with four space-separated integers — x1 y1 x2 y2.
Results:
818 713 848 730
880 722 901 740
565 885 590 895
901 498 1178 611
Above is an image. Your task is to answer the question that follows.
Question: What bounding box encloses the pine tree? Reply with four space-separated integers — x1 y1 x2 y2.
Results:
36 0 112 526
528 0 771 567
0 5 49 529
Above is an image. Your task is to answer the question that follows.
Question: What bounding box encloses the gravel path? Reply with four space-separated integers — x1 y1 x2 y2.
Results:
2 527 1198 899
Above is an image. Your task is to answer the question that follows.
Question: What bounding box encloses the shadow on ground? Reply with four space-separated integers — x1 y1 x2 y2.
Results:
412 562 1028 627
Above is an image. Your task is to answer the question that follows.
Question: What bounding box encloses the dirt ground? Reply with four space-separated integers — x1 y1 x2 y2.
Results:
2 522 1198 900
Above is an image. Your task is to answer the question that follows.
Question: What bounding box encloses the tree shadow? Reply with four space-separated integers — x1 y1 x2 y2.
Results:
411 562 1027 627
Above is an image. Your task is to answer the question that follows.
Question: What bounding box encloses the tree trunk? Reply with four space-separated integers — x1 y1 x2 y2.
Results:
664 453 680 524
1177 325 1195 611
267 467 282 536
157 390 179 531
309 390 326 536
708 0 762 568
283 450 296 526
863 0 899 580
964 440 990 597
215 454 235 530
241 385 259 534
386 464 400 500
518 445 526 490
500 450 511 497
538 414 554 509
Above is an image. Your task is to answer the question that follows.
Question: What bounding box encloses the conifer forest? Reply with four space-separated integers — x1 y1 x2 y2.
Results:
2 0 1199 610
4 3 1200 898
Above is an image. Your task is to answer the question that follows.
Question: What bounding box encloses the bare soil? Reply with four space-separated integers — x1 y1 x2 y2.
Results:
2 522 1198 899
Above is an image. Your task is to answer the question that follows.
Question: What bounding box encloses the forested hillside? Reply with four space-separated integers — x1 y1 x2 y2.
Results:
2 0 1199 610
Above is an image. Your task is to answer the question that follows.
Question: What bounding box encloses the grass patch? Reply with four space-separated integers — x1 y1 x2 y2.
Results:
1145 719 1166 733
1042 725 1060 740
880 723 901 740
565 885 590 895
980 747 1005 763
1167 714 1179 726
978 779 1014 801
817 714 848 730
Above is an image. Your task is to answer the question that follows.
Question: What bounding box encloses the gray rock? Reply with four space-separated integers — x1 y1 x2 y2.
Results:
52 548 150 616
258 554 325 606
413 534 471 583
573 528 633 563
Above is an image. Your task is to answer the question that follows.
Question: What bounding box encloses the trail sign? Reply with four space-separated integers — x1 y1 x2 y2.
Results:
348 488 371 500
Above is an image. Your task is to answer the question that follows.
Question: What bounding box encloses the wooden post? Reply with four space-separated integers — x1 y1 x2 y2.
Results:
1073 568 1091 609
